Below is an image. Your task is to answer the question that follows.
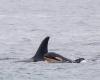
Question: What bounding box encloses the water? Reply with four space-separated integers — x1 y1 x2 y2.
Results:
0 0 100 80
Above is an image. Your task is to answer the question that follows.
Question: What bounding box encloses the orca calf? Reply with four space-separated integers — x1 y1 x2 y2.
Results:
44 52 85 63
32 36 85 63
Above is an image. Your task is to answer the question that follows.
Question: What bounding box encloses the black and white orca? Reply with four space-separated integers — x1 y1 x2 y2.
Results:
44 52 85 63
32 36 85 63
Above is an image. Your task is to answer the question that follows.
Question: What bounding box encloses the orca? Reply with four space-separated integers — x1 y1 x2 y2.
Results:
31 36 85 63
44 52 85 63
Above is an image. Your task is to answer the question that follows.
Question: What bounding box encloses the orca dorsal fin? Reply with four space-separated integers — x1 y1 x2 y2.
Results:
32 36 50 62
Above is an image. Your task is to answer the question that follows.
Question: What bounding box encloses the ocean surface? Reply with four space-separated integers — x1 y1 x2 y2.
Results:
0 0 100 80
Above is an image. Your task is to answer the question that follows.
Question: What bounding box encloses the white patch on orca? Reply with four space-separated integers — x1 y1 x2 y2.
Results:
80 60 87 63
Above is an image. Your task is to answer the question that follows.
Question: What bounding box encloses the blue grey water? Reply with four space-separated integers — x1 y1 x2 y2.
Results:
0 0 100 80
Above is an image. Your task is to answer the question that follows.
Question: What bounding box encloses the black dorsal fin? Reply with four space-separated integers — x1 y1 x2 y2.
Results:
32 36 50 62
